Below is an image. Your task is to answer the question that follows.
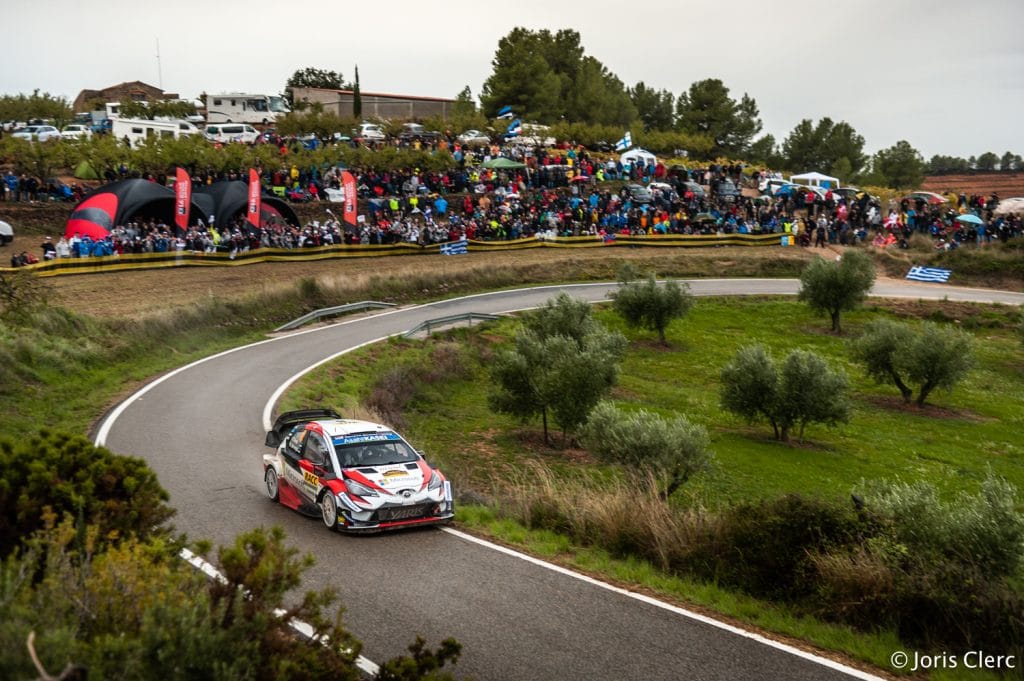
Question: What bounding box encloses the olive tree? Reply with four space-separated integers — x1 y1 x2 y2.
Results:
720 345 851 442
851 319 915 403
798 250 876 333
852 319 974 406
583 402 712 498
611 274 694 345
490 295 627 445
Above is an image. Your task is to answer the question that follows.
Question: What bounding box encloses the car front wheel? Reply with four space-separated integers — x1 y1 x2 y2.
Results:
320 493 339 531
265 467 279 501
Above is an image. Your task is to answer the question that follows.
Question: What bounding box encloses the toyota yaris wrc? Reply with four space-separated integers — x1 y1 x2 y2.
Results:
263 409 454 532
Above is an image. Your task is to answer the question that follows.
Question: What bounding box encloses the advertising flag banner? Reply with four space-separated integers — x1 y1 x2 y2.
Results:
341 171 357 226
247 169 261 228
174 167 191 232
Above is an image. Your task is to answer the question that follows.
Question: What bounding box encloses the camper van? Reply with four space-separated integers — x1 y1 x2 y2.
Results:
112 118 200 148
204 123 260 144
205 94 289 124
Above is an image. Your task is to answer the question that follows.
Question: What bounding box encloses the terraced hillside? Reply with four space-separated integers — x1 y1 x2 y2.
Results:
921 171 1024 198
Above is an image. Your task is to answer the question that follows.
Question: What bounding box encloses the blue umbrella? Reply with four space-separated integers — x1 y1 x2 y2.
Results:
955 213 984 226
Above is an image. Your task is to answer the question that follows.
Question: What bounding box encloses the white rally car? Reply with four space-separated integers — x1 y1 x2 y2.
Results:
263 409 454 533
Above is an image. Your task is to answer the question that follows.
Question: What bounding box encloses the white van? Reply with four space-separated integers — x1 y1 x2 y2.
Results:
112 118 200 148
204 123 260 144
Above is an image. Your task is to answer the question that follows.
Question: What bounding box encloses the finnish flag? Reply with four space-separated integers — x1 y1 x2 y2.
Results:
615 131 632 151
906 266 952 283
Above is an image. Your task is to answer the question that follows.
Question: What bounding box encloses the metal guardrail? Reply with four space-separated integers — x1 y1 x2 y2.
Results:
403 312 501 338
274 301 396 332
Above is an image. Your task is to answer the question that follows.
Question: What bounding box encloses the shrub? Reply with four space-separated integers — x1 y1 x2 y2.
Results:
0 430 174 557
583 401 712 498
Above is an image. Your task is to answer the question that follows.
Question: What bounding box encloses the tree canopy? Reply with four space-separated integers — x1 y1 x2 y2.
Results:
480 28 635 126
870 140 926 189
798 250 876 333
674 79 762 157
781 117 867 179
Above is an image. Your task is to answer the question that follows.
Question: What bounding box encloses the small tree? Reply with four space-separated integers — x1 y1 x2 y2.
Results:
798 250 876 333
523 291 599 346
853 320 974 406
583 402 712 498
720 345 850 442
899 322 974 407
611 274 693 345
851 319 916 403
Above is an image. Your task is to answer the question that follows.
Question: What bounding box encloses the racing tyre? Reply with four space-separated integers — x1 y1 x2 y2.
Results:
265 468 279 502
320 493 339 532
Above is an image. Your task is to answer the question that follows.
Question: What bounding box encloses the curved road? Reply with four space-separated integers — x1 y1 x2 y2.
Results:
96 279 1024 681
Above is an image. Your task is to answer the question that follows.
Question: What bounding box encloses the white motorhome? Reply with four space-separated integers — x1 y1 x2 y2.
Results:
205 94 289 124
112 117 200 148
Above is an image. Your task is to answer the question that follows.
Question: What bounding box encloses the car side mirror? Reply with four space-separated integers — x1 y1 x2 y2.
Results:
265 431 281 448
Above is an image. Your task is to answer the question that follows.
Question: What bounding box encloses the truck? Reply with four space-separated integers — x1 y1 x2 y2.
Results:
112 117 201 148
205 93 290 125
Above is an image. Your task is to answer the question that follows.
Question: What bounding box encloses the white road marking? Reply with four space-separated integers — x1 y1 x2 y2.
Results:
440 528 883 680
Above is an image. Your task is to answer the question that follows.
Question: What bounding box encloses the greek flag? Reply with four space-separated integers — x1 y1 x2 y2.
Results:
496 105 513 119
615 131 632 152
906 266 951 283
505 118 522 137
440 240 468 255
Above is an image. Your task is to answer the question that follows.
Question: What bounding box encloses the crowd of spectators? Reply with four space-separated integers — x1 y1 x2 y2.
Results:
5 139 1023 267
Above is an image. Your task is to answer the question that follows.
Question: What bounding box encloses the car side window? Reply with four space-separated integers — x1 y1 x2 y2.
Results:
305 433 328 467
284 429 307 458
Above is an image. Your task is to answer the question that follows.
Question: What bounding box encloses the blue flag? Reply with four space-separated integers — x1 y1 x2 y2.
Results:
906 266 951 283
496 105 513 118
505 118 522 136
614 131 632 152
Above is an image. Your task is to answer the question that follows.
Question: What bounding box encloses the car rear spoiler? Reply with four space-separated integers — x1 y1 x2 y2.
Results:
265 408 342 447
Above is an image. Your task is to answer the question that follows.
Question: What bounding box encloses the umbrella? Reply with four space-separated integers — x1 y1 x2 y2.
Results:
693 212 715 222
955 213 984 226
993 197 1024 216
0 220 13 241
569 175 590 183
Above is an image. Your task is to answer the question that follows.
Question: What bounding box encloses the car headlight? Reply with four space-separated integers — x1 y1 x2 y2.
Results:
345 479 378 497
427 470 443 491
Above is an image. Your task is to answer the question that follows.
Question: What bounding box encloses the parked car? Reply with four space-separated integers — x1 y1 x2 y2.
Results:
398 122 440 143
625 184 654 204
11 125 61 142
715 179 740 202
0 220 13 246
262 409 454 533
60 124 92 140
682 181 707 199
457 129 490 146
354 123 386 141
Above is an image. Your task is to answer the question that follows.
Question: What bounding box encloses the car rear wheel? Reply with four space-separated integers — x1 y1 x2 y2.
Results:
265 468 279 501
320 493 339 531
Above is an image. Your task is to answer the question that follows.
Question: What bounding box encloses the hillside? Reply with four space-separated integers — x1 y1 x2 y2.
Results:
920 171 1024 198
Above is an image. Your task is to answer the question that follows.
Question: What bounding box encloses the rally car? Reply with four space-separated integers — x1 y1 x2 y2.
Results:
263 409 454 533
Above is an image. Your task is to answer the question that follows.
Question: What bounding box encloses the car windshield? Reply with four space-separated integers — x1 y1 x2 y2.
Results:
332 433 418 467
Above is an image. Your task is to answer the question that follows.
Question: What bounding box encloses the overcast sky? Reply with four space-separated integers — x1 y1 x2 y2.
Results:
5 0 1022 159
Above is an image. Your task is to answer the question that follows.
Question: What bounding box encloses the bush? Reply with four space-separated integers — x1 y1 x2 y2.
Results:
0 430 174 557
692 494 869 600
582 401 712 498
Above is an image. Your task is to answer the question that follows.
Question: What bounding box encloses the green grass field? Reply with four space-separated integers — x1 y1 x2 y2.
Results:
282 296 1024 507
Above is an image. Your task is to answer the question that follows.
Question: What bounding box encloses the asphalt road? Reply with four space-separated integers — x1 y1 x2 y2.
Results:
96 279 1024 681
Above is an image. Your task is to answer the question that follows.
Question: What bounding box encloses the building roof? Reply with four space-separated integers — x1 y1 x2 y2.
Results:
293 86 454 103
